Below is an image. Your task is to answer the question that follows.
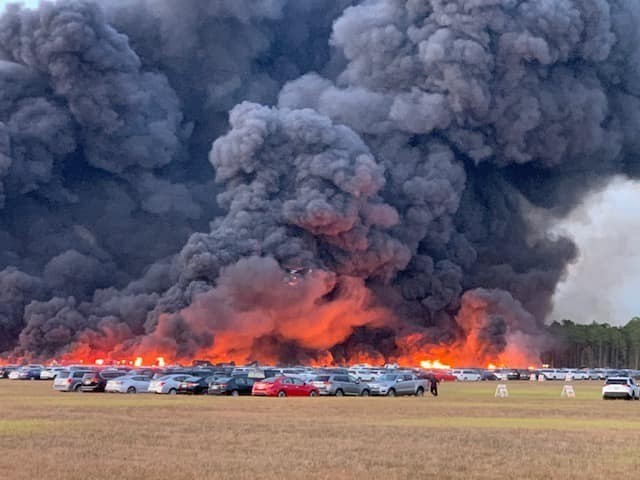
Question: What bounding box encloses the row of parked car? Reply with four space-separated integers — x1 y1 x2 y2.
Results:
3 363 640 390
1 364 437 397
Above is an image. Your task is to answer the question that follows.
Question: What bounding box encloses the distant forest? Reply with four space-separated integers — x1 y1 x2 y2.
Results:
542 318 640 369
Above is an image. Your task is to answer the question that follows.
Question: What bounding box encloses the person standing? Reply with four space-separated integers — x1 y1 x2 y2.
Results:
429 374 439 397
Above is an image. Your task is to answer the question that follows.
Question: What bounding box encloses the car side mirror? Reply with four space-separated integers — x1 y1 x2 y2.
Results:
356 379 360 384
396 378 403 383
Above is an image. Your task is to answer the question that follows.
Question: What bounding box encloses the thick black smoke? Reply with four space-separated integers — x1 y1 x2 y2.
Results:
1 0 639 364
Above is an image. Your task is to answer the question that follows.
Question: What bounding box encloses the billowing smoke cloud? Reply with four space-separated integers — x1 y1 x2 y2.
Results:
1 0 640 366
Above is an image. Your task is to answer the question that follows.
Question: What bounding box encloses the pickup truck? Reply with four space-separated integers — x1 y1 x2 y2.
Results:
602 377 640 400
368 373 428 397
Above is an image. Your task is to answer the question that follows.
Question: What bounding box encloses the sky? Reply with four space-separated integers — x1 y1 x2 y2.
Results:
550 178 640 326
1 0 38 8
1 0 638 327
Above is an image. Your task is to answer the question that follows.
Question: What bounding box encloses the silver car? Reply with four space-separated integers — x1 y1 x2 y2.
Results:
106 375 152 394
368 373 428 397
310 374 371 396
148 374 191 394
40 367 65 380
53 370 94 391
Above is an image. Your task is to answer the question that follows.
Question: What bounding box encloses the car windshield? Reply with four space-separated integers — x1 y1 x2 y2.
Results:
314 375 331 382
606 378 629 385
213 377 232 383
261 377 277 383
379 374 398 381
57 371 70 379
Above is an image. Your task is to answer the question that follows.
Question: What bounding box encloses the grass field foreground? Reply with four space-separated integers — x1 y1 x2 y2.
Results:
1 380 639 479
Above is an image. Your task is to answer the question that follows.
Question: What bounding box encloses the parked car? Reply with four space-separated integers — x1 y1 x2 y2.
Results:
148 374 192 394
538 369 569 380
247 368 284 380
517 369 536 380
310 374 370 396
53 370 95 391
480 370 500 381
433 370 457 382
105 375 152 394
79 370 126 392
11 365 44 380
208 376 255 396
252 376 319 397
0 365 18 378
176 376 213 395
368 374 428 397
452 369 482 381
567 369 589 380
40 367 66 380
493 369 510 381
602 377 640 400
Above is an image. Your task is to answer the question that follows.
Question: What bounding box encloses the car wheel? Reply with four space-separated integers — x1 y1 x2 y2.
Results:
231 390 240 397
309 390 318 397
416 387 425 397
387 389 396 397
168 388 177 395
127 387 136 394
360 389 370 397
73 384 81 392
277 390 286 398
335 389 344 397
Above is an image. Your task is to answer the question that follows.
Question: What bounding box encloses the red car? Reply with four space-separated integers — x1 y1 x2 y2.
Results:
252 376 319 397
421 370 457 382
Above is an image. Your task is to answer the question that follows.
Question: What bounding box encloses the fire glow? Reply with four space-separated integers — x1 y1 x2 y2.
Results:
46 336 539 370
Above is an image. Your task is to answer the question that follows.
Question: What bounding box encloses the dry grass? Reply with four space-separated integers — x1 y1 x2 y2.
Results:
0 380 639 479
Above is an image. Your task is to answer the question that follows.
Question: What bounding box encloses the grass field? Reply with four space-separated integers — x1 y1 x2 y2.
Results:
1 380 639 479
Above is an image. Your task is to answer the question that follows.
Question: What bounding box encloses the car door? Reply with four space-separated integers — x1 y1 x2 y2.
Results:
281 377 295 396
396 375 411 395
134 376 148 390
333 375 349 395
292 377 307 396
346 375 360 395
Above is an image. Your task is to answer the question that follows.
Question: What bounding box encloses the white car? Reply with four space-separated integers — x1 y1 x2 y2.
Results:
148 374 191 394
106 375 152 394
539 369 568 380
602 377 640 400
452 369 481 381
40 367 65 380
566 369 589 381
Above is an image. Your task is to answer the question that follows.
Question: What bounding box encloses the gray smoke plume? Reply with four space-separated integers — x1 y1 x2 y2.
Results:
1 0 640 365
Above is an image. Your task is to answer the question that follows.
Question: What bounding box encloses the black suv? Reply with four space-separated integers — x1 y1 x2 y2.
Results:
79 370 126 392
208 376 255 396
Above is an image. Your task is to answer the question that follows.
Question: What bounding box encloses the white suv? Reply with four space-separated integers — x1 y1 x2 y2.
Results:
602 377 640 400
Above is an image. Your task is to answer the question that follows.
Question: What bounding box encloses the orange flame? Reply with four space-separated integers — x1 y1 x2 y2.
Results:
420 359 451 370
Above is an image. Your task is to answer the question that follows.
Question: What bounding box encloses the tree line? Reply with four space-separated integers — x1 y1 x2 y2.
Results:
542 318 640 369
